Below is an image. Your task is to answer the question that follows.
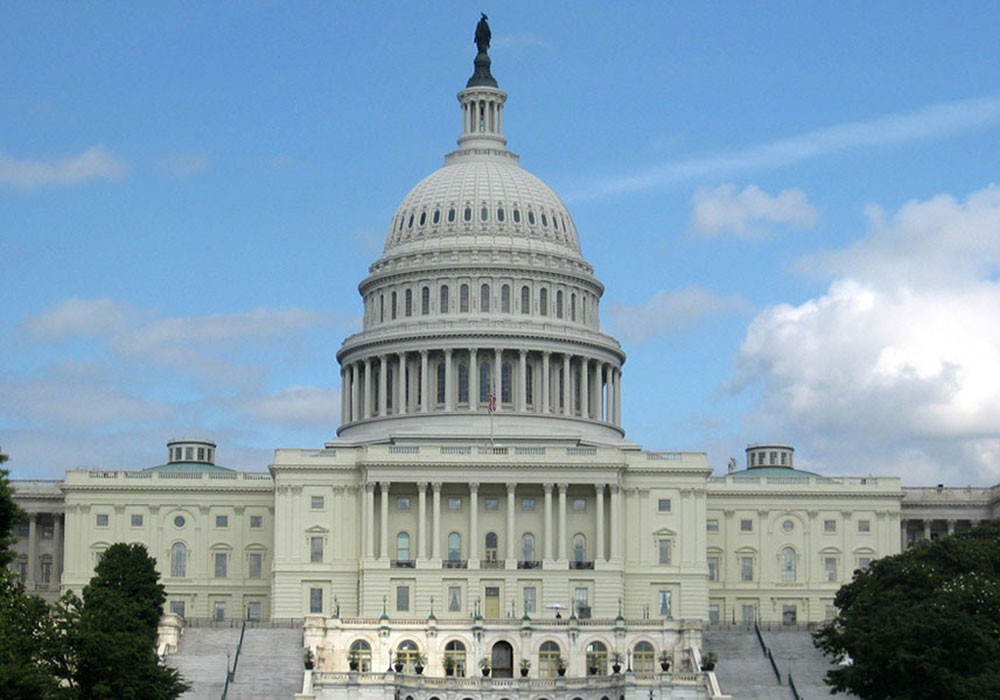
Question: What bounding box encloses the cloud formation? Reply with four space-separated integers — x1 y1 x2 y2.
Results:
608 287 751 344
689 184 818 238
731 184 1000 483
570 95 1000 200
0 146 126 188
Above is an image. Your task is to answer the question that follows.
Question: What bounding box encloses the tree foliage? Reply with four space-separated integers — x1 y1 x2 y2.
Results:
814 521 1000 700
0 447 26 567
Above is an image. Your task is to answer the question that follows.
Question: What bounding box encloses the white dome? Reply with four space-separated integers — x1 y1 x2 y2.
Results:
383 157 583 260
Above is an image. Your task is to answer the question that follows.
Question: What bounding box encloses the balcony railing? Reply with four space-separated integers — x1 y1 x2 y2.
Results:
569 561 594 570
480 559 505 569
518 560 541 569
391 560 415 568
443 560 468 569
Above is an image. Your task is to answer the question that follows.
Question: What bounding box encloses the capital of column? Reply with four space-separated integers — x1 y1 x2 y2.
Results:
608 484 620 494
431 482 443 493
417 481 429 490
469 482 480 493
543 350 551 357
420 349 428 358
365 482 376 493
543 483 554 495
558 482 569 494
595 483 606 496
506 482 517 494
379 481 391 492
519 349 526 357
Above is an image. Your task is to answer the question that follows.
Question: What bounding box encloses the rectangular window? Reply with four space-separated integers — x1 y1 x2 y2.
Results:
741 604 755 623
484 497 499 511
740 519 753 532
708 604 720 624
858 557 871 572
169 601 186 618
658 539 672 565
214 552 227 578
572 498 586 511
522 497 535 511
250 515 263 528
197 447 206 461
42 524 54 538
131 514 144 527
397 497 410 510
396 585 410 612
657 498 671 512
309 587 323 614
782 605 797 625
249 552 263 578
708 556 720 581
448 586 461 612
311 496 324 510
825 556 838 582
448 497 462 510
96 514 109 527
858 519 871 533
740 556 754 581
216 515 228 528
15 523 29 537
247 601 261 621
523 586 536 614
658 590 671 617
41 561 52 583
574 586 589 609
214 601 226 621
706 519 719 532
310 536 324 563
824 520 836 533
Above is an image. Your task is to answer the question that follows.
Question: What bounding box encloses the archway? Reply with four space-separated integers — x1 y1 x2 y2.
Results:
491 640 514 678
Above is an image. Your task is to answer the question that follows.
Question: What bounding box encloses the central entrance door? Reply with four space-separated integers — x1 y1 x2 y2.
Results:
484 586 500 618
491 641 514 678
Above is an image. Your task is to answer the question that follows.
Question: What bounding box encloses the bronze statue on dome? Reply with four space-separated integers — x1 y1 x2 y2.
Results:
474 13 491 54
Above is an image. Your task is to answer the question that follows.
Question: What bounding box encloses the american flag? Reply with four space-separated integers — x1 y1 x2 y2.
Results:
488 385 497 414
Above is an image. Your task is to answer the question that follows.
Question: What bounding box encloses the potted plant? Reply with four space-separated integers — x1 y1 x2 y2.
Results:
556 656 567 677
479 656 491 677
393 653 404 673
444 655 456 676
658 650 671 672
701 651 717 672
519 657 531 677
414 652 427 675
348 648 360 671
610 651 624 674
303 648 315 670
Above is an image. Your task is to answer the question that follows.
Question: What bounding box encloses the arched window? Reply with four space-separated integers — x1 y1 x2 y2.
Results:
501 284 511 313
170 542 187 578
513 208 521 223
405 289 412 317
396 640 419 673
485 532 498 562
436 363 446 404
391 291 397 320
573 534 586 563
585 641 608 676
521 285 530 314
480 206 488 221
350 639 372 672
556 290 564 318
479 362 491 403
525 364 534 405
539 641 561 677
781 546 797 582
421 287 430 315
448 532 462 561
379 294 384 323
444 640 467 676
633 642 655 673
522 533 535 562
501 362 512 403
448 207 455 223
440 285 449 313
464 207 472 222
396 532 410 562
460 284 470 312
480 284 490 312
571 293 576 321
539 288 548 316
458 362 469 403
497 206 505 222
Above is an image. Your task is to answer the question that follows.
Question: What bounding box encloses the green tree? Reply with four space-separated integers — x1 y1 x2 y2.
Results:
815 521 1000 700
0 576 73 699
72 543 189 700
0 447 25 567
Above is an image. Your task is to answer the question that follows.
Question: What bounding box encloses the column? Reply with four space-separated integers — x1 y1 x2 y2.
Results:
445 348 454 412
609 485 620 560
517 350 527 411
947 519 956 536
494 348 502 412
364 358 373 419
900 519 908 550
365 483 375 558
27 514 37 588
923 520 931 541
420 351 429 413
614 367 622 424
431 483 442 559
557 484 568 560
544 483 554 560
379 356 388 416
562 355 571 416
542 352 551 414
601 363 608 421
417 483 428 560
506 483 517 561
607 366 616 423
380 482 390 560
469 348 479 412
53 514 62 584
580 357 589 419
469 483 479 561
341 367 349 424
397 353 407 414
595 484 605 562
590 362 599 419
351 362 360 423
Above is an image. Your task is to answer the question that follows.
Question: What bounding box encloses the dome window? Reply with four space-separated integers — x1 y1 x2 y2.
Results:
460 284 470 312
497 207 505 222
501 284 511 313
528 211 535 225
419 212 426 226
541 213 548 227
513 208 521 223
433 210 440 224
421 287 430 315
539 288 548 316
552 216 558 230
480 206 488 221
448 208 456 223
407 214 414 229
464 207 472 222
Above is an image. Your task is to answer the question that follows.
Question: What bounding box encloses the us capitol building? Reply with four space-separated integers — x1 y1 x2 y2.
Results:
11 18 999 700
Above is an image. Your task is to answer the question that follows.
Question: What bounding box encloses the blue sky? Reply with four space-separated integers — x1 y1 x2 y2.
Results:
3 2 1000 485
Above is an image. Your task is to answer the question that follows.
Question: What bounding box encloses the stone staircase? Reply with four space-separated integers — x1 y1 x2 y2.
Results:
703 628 788 700
166 626 304 700
761 628 856 699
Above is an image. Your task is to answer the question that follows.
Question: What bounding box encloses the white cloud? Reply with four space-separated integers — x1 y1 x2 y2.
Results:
23 297 135 337
689 184 818 238
161 151 209 177
0 146 126 188
230 385 341 429
570 95 1000 200
608 287 750 344
731 184 1000 484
